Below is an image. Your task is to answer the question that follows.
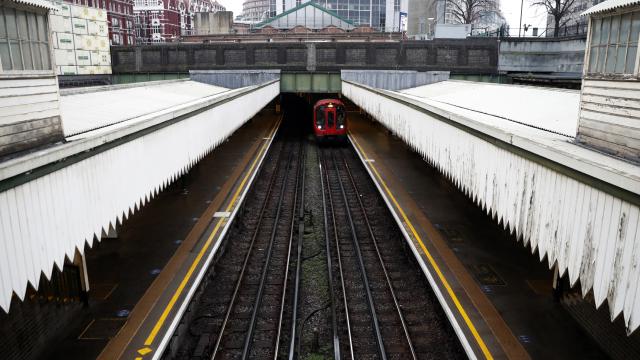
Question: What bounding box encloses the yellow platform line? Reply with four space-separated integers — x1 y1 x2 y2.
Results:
142 118 280 350
350 133 493 360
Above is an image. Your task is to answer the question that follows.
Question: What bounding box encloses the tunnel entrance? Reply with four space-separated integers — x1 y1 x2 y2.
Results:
280 72 341 93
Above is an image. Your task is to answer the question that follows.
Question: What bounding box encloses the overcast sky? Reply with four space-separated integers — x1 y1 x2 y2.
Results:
217 0 551 34
502 0 549 34
217 0 242 16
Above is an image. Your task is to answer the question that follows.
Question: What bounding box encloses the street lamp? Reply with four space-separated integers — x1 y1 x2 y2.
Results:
518 0 524 37
427 17 434 39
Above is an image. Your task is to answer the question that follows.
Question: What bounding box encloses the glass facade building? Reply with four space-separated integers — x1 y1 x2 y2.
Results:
240 0 271 23
242 0 406 30
310 0 387 28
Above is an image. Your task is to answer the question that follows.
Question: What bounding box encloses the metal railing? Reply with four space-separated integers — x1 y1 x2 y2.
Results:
472 23 588 38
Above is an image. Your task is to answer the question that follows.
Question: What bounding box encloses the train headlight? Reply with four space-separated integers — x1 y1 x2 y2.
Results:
317 126 322 129
339 125 344 129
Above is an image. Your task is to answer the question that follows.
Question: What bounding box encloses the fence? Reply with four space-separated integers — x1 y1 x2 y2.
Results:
472 23 588 38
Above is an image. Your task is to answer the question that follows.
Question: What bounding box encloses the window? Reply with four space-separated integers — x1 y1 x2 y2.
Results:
337 107 346 128
588 12 640 75
327 110 335 128
315 106 325 128
0 6 51 71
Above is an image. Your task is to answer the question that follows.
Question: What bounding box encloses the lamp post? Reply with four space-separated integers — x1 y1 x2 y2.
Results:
518 0 524 37
443 0 447 24
428 17 434 39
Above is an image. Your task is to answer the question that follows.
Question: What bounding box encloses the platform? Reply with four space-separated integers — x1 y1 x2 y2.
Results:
347 113 607 359
98 113 280 360
38 110 281 360
0 79 279 321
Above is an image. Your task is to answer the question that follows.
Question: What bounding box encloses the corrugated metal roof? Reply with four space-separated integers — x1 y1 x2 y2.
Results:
255 2 355 29
582 0 640 16
60 80 230 138
9 0 57 10
400 80 580 137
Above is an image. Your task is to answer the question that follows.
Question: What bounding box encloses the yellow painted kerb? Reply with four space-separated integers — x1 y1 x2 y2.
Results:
350 133 494 360
142 118 281 350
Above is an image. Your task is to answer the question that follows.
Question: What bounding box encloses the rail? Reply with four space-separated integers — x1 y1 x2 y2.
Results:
287 144 307 360
319 151 343 360
340 149 417 359
317 146 430 359
273 142 305 359
210 137 292 359
330 150 387 359
320 147 387 359
239 139 298 359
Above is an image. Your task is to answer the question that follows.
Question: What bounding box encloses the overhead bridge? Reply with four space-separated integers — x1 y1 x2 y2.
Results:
190 69 343 93
109 39 499 75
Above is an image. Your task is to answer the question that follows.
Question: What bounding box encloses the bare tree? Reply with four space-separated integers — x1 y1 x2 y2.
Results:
532 0 577 37
447 0 496 25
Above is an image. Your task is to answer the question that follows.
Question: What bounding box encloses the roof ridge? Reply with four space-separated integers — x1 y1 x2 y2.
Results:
582 0 640 16
255 1 355 28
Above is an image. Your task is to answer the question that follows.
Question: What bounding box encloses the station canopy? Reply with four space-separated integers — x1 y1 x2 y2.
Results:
582 0 640 15
255 2 355 30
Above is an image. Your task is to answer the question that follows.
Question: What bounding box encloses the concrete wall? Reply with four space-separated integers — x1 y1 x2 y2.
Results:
190 70 280 88
110 39 499 75
193 11 233 35
0 266 83 360
341 70 449 90
280 72 342 93
499 37 586 75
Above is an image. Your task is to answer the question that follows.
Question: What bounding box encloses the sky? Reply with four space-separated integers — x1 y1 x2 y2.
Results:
501 0 549 35
217 0 550 35
217 0 243 16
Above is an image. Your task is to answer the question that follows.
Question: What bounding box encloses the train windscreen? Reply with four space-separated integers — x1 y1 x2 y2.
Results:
337 107 345 128
315 106 325 127
328 111 335 128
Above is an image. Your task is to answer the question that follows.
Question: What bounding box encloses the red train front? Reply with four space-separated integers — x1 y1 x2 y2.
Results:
313 99 347 141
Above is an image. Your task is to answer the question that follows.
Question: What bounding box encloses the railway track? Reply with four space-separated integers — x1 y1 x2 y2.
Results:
173 115 306 359
319 146 465 359
170 97 463 359
211 140 302 360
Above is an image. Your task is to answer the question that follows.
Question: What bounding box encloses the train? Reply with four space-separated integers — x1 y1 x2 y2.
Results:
313 99 347 142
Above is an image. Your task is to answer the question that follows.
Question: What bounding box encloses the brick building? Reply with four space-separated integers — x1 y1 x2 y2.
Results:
63 0 135 45
133 0 226 43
